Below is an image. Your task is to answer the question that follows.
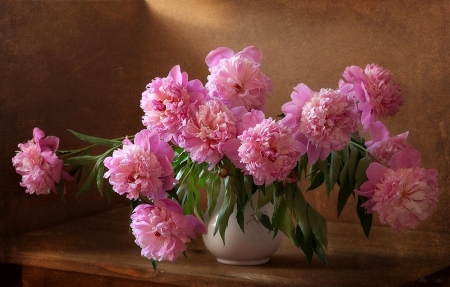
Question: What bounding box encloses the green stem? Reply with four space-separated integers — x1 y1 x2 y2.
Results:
348 139 386 166
58 135 135 159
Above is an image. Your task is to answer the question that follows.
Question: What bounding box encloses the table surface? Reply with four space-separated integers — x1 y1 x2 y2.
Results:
1 206 449 287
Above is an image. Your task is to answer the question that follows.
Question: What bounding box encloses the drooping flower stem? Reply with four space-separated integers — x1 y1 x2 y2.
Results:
349 137 385 166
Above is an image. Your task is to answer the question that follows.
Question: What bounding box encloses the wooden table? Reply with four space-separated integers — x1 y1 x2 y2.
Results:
1 206 449 286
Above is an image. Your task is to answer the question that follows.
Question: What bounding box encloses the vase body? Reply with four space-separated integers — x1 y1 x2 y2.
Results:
202 182 283 265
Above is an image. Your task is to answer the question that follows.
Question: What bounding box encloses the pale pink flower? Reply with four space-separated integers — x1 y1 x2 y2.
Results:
283 83 359 164
178 99 237 169
342 64 402 129
103 129 176 200
224 110 304 185
141 65 207 143
12 127 70 195
205 46 273 112
356 148 438 232
131 199 206 262
365 121 410 166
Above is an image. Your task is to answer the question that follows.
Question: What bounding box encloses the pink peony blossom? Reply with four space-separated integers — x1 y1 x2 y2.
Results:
103 129 176 200
283 84 359 164
365 121 410 166
225 110 304 185
178 99 237 169
12 127 70 195
205 46 273 112
140 65 207 143
130 199 206 262
342 64 402 129
356 148 438 232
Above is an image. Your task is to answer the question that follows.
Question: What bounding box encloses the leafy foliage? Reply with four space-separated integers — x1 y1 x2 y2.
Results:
60 128 375 267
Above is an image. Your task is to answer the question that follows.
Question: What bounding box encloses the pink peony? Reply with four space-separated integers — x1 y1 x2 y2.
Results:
140 65 207 143
342 64 402 129
224 110 304 185
205 46 273 112
283 84 359 164
130 199 206 262
12 127 70 195
178 99 237 169
365 121 410 166
356 148 438 232
103 129 176 200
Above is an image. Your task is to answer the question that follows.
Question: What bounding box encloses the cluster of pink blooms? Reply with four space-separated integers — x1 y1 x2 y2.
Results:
355 149 438 232
131 199 205 261
282 83 359 164
280 62 437 232
12 128 71 195
103 129 177 200
13 46 439 262
341 64 403 129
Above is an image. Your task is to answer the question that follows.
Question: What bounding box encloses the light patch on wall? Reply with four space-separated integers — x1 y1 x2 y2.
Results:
145 0 228 30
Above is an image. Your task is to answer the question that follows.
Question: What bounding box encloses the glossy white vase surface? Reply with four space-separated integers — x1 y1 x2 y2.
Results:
202 182 283 265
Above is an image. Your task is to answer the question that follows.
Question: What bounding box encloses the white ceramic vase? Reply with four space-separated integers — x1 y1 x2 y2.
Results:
202 181 283 265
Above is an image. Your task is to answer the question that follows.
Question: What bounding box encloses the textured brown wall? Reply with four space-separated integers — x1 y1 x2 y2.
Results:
1 0 449 237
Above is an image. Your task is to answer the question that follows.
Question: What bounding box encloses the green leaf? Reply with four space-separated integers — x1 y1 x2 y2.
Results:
213 181 237 245
298 154 309 180
75 165 84 184
76 158 104 198
193 187 204 222
260 213 273 231
296 225 313 265
348 145 360 190
257 184 274 209
176 182 188 201
182 186 195 215
68 129 121 148
274 181 285 197
166 187 180 202
274 197 297 247
244 175 254 209
307 171 324 191
205 175 221 218
316 159 331 196
96 163 105 196
307 205 328 248
329 152 341 193
65 155 100 166
312 235 328 266
150 258 157 271
196 167 208 188
236 207 245 233
286 184 311 241
355 155 372 190
337 163 352 217
357 196 372 238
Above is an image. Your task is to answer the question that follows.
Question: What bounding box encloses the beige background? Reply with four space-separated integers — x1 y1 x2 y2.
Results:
1 0 449 237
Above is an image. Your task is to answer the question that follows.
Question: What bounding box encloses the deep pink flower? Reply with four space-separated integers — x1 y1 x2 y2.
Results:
356 148 438 232
103 129 176 200
283 84 359 164
225 110 304 185
205 46 273 112
178 99 237 169
365 121 410 166
342 64 402 129
140 65 207 143
12 127 70 195
130 199 206 262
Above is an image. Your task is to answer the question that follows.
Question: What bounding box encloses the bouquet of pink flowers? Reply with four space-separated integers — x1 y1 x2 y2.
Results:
12 46 439 269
